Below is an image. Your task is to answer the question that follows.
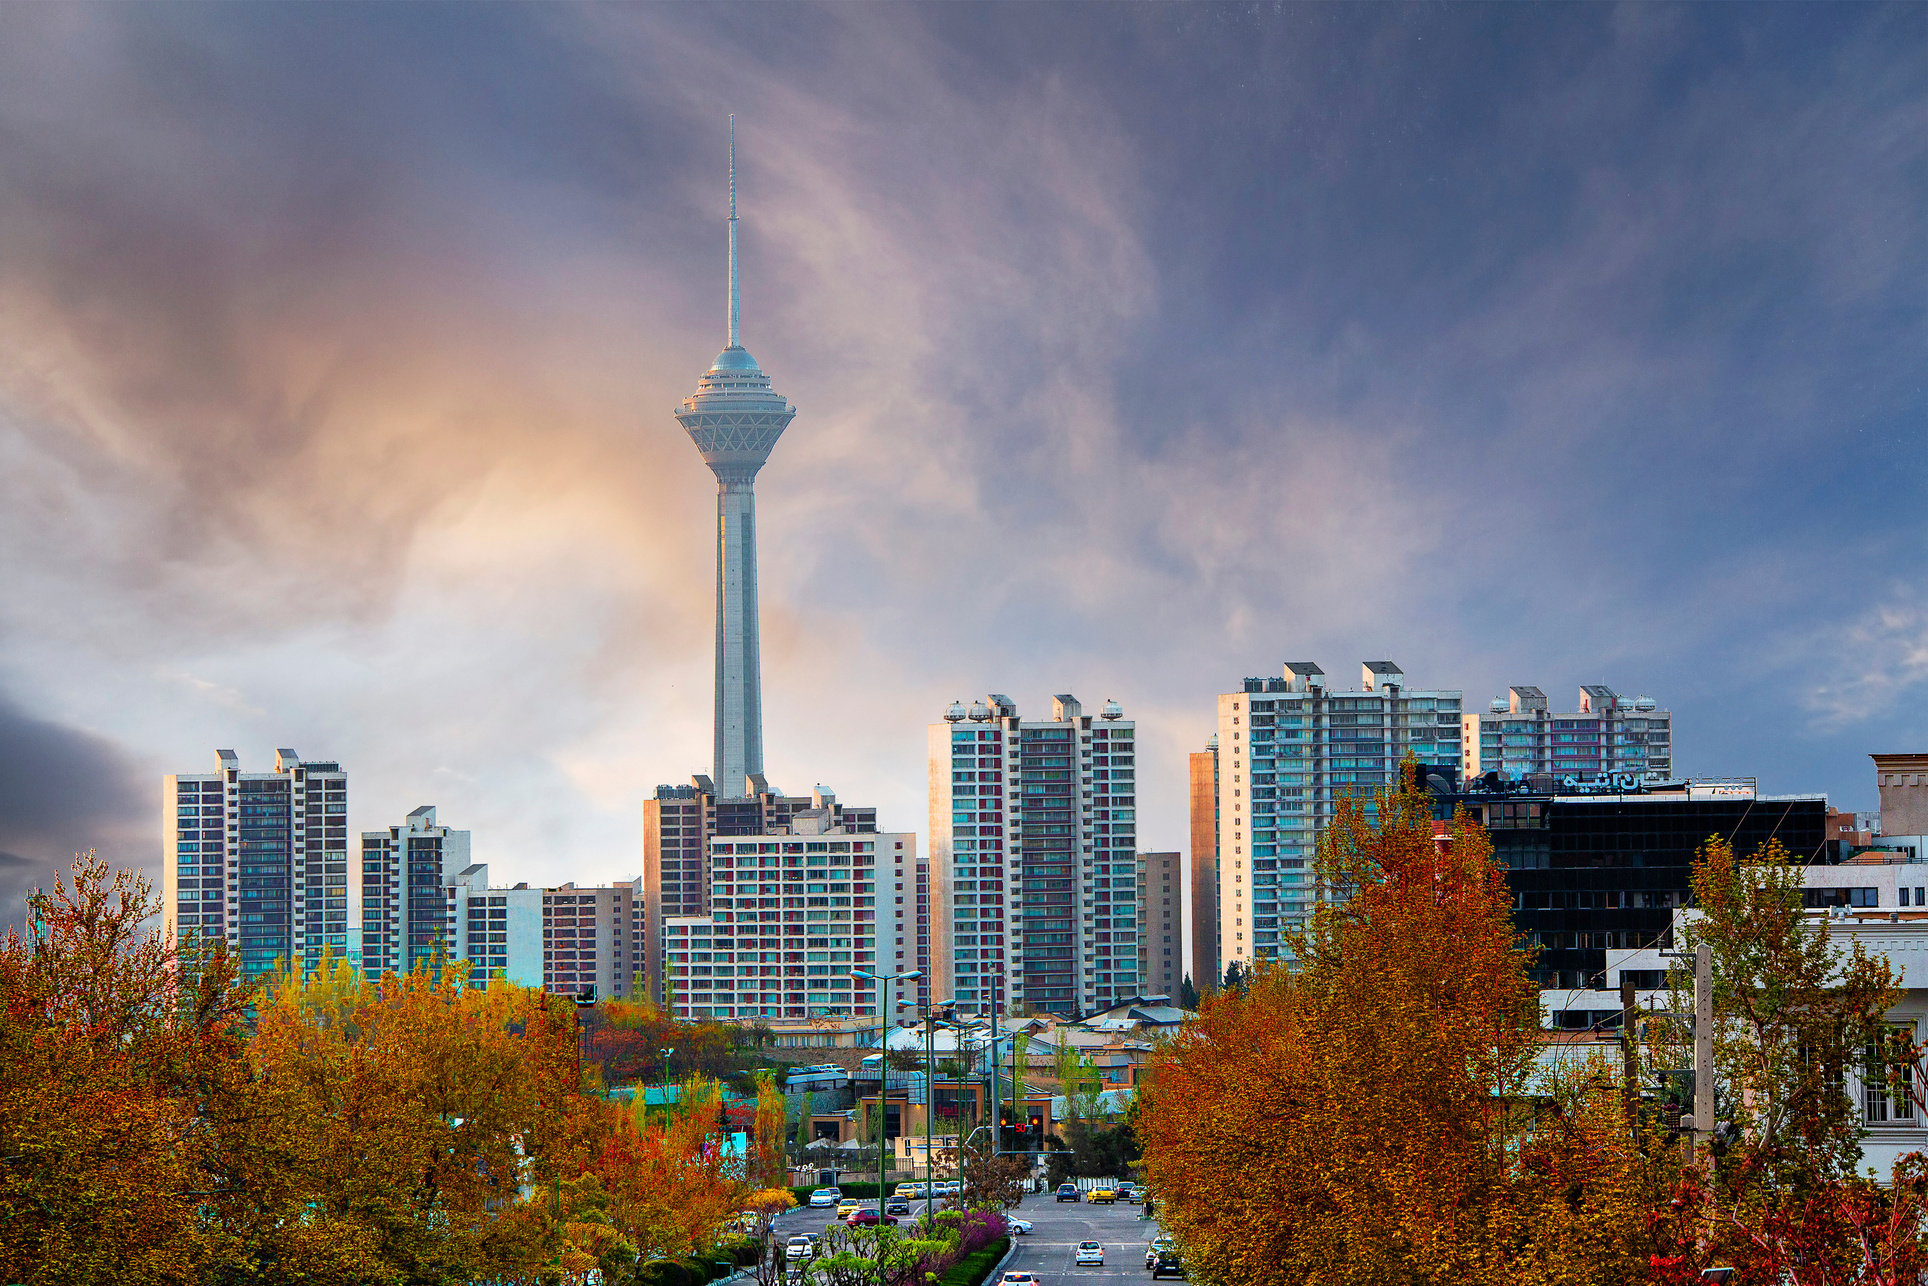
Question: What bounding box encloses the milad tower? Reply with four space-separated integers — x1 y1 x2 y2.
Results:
643 124 929 1020
675 117 796 799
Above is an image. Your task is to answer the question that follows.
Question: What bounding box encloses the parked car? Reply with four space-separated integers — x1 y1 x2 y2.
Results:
1151 1251 1187 1279
1056 1183 1082 1202
1003 1216 1034 1236
894 1182 923 1199
784 1235 817 1263
936 1180 960 1197
884 1200 911 1218
1075 1241 1105 1266
1145 1236 1176 1269
808 1187 842 1208
1089 1187 1118 1204
835 1198 863 1220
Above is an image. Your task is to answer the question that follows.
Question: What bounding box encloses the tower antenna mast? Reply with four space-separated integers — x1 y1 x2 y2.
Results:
728 114 739 349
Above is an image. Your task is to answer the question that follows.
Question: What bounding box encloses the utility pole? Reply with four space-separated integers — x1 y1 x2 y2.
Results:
1694 943 1713 1162
989 994 1001 1158
1619 975 1639 1134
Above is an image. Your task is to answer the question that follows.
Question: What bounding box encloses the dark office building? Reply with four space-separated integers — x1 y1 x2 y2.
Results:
1430 774 1828 988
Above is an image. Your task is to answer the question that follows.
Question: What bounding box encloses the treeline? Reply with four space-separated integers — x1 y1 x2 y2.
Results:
0 856 784 1286
1140 779 1927 1285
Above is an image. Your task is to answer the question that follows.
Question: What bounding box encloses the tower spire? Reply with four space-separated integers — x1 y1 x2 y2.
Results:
728 114 740 349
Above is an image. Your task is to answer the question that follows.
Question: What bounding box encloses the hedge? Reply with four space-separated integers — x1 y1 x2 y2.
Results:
932 1236 1010 1286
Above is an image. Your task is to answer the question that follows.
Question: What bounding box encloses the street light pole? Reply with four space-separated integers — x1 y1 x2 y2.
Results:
851 965 921 1255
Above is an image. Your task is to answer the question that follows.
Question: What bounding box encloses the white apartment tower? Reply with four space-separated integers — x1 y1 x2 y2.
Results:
1461 685 1672 781
359 805 471 977
1216 662 1463 974
658 801 918 1021
165 749 350 978
930 694 1138 1019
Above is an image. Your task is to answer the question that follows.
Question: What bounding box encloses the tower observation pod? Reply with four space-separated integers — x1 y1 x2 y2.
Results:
675 116 796 798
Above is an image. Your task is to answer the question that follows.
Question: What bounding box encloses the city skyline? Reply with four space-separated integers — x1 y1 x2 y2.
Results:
1 4 1922 918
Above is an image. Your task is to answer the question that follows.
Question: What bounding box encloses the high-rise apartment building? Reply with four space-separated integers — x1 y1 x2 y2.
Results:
1136 852 1182 1001
659 810 917 1021
1215 662 1463 973
359 805 471 976
1461 686 1672 781
930 694 1137 1019
428 864 643 997
165 749 350 978
1185 739 1220 994
642 781 908 1002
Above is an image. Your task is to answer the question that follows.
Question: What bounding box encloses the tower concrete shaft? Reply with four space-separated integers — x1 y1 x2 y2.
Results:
675 120 794 797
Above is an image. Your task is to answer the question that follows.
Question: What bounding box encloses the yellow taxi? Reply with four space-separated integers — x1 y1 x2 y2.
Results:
835 1198 863 1220
1087 1187 1117 1204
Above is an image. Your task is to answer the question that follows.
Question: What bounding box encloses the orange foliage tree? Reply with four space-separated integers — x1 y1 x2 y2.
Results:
594 1075 749 1261
1138 775 1674 1285
0 854 253 1286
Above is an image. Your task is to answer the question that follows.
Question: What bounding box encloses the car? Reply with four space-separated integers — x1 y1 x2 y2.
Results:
884 1200 911 1218
1089 1187 1117 1204
784 1235 817 1262
835 1198 863 1220
1151 1251 1187 1279
1056 1183 1082 1202
936 1180 961 1197
847 1207 899 1228
1146 1236 1176 1269
808 1187 842 1208
894 1182 922 1199
1116 1181 1137 1200
999 1274 1037 1286
1003 1216 1034 1236
1075 1241 1105 1266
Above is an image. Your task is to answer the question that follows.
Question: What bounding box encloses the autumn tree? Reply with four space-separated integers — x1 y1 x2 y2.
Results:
956 1136 1028 1210
595 1074 747 1261
1138 775 1666 1285
1645 836 1915 1282
0 855 254 1286
230 956 588 1281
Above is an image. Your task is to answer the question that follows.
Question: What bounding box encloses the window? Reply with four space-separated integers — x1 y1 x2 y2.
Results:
1866 1031 1916 1124
1804 888 1879 909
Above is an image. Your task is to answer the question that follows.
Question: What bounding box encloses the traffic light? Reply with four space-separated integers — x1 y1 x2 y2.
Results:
1027 1112 1044 1148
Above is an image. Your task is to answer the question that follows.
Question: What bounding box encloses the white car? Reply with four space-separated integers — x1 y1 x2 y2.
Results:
785 1235 817 1262
807 1187 841 1208
1074 1241 1104 1266
1003 1216 1033 1235
1000 1274 1037 1286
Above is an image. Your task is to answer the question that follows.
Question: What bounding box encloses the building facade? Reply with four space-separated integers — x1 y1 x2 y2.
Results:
1430 774 1827 994
929 693 1138 1018
658 810 918 1021
1136 852 1182 1001
359 805 471 976
165 749 351 978
1462 685 1672 781
1214 662 1464 973
1875 753 1928 841
642 781 907 1003
1186 739 1220 994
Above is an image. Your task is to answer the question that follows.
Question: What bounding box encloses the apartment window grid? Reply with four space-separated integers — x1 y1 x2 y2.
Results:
1867 1029 1918 1125
940 698 1136 1019
663 837 907 1021
1223 666 1462 967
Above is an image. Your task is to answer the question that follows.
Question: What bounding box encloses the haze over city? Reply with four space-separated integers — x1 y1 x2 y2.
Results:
1 1 1922 918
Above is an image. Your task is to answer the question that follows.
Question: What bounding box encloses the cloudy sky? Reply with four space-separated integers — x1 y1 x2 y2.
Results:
1 2 1922 918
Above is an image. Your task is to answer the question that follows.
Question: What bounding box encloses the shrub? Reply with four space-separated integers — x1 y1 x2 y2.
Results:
932 1237 1010 1286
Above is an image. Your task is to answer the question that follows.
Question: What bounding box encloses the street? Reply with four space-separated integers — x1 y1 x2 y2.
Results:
770 1191 1167 1286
